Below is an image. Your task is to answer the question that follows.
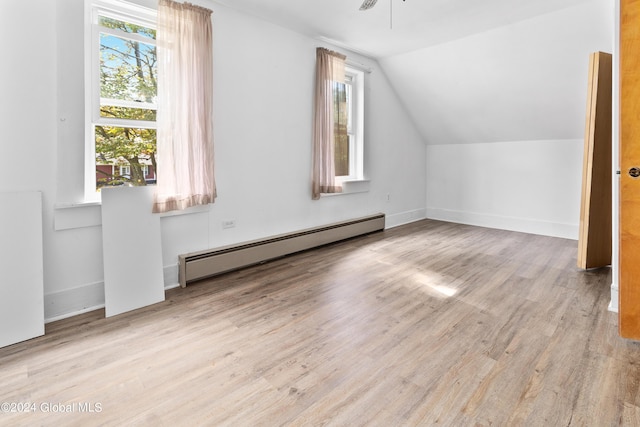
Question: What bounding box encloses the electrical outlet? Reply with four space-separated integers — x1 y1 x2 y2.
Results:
222 220 236 229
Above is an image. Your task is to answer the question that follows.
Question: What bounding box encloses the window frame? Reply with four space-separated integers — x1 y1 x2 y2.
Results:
119 164 131 178
335 66 365 185
85 0 157 201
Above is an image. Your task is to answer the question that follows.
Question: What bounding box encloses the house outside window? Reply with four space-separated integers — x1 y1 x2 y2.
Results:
87 0 157 197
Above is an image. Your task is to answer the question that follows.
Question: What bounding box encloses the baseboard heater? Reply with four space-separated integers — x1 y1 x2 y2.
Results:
178 213 385 287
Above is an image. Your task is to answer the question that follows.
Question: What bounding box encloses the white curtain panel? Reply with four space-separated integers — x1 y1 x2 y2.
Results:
311 47 346 200
153 0 216 213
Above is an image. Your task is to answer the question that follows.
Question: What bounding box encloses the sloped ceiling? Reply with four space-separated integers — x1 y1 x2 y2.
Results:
215 0 592 58
379 0 613 145
215 0 611 146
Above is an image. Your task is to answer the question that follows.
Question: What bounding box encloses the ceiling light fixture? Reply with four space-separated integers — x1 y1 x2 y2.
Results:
359 0 406 29
359 0 378 10
359 0 405 11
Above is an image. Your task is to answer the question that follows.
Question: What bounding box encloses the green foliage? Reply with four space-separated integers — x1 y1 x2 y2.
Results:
95 126 156 164
95 15 157 190
100 105 156 122
333 82 349 177
99 16 156 39
95 125 156 188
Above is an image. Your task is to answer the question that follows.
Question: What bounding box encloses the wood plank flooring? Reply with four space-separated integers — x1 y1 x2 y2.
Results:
1 219 638 426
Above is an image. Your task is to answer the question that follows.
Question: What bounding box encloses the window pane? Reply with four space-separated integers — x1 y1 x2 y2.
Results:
99 16 156 40
335 133 350 177
95 126 156 190
100 33 157 105
334 82 349 177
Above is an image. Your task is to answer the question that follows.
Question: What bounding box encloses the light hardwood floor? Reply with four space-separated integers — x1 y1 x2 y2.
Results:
1 219 638 426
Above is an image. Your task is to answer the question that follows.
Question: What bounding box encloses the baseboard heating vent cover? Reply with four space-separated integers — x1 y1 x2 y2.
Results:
178 213 385 287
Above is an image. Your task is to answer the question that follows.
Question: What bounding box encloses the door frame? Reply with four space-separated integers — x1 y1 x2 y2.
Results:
611 0 620 315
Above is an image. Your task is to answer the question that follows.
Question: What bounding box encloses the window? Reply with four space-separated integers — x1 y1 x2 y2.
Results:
87 0 157 198
334 66 365 184
312 50 367 200
119 165 131 177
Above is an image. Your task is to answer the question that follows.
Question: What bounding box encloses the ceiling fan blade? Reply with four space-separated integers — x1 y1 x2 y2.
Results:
359 0 378 11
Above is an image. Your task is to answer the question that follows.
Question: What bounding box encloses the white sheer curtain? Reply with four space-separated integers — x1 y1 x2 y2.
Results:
312 48 346 200
153 0 216 213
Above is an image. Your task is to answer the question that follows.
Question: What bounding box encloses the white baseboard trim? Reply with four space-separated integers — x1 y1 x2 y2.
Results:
609 282 618 313
44 281 105 323
164 264 180 290
426 207 579 240
46 304 106 324
385 208 427 229
45 265 180 323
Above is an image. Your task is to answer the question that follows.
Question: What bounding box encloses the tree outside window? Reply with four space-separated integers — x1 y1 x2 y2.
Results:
94 14 157 190
333 80 349 177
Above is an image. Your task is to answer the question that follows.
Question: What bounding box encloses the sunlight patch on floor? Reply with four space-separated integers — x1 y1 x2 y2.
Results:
413 272 458 298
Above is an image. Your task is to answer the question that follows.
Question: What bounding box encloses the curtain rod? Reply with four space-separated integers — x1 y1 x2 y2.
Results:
316 36 375 73
345 59 373 74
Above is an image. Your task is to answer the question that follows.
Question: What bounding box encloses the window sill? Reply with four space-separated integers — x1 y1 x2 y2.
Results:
321 179 370 197
54 194 211 231
54 202 103 231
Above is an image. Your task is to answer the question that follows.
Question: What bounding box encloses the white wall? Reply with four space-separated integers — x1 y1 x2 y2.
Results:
3 0 613 322
0 1 62 317
426 140 583 238
380 0 613 239
0 0 426 321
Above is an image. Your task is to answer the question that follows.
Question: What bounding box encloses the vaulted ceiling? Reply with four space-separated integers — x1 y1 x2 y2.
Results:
215 0 592 58
213 0 611 147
